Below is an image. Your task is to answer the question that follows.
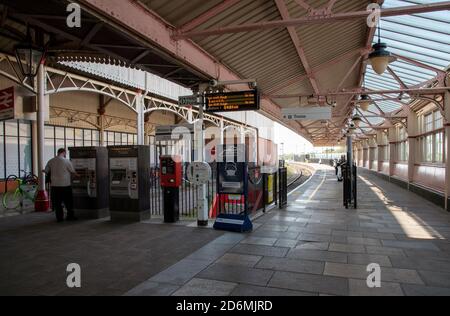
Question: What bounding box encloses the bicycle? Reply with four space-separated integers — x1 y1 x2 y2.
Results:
2 170 39 210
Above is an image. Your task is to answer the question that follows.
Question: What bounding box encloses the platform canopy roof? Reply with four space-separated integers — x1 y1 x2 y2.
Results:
0 0 449 145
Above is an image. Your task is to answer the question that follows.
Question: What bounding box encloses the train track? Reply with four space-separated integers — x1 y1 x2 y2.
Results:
287 164 312 192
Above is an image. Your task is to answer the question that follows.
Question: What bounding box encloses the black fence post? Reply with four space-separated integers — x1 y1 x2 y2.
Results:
278 164 288 209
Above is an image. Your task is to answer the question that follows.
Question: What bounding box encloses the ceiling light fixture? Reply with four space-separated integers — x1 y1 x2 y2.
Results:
368 21 396 75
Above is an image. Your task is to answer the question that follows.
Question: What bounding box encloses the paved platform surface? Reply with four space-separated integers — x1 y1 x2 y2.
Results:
128 164 450 296
0 214 223 295
3 164 450 296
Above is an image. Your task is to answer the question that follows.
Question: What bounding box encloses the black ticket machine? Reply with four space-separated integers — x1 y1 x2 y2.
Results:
108 145 150 221
69 147 109 219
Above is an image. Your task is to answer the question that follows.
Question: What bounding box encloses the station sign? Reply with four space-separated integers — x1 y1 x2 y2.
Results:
205 90 260 112
282 106 332 121
179 95 201 106
0 87 15 121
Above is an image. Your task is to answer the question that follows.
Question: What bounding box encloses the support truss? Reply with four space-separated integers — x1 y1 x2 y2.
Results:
0 53 254 134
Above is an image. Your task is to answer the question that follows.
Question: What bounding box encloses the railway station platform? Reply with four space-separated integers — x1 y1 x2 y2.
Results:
2 164 450 296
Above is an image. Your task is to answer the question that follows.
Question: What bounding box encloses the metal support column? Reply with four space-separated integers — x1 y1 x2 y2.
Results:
137 91 145 146
35 61 49 212
31 121 38 176
444 91 450 211
388 126 396 177
347 135 353 200
407 110 417 187
196 85 209 226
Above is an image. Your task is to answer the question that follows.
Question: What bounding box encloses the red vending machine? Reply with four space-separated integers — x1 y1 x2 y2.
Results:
160 155 182 222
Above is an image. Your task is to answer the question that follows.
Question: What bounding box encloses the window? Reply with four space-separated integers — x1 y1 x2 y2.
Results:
435 131 444 162
396 125 408 162
424 113 433 133
419 110 445 163
0 122 139 179
0 120 33 179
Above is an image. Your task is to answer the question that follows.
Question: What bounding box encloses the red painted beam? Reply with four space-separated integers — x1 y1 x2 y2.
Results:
179 0 241 33
269 87 450 99
77 0 311 140
173 2 450 39
275 0 320 95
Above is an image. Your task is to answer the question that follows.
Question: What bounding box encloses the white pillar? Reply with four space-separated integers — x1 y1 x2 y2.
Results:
444 91 450 211
376 131 383 172
136 92 145 146
388 126 396 177
407 110 417 185
37 63 46 191
31 121 38 176
220 118 224 145
34 60 49 211
195 89 208 226
240 125 245 144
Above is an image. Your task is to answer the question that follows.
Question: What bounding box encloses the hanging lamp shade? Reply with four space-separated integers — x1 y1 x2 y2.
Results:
352 114 362 127
14 27 46 79
358 94 371 111
369 42 396 75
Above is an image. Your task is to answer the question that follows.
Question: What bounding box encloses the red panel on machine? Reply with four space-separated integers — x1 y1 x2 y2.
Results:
160 155 182 187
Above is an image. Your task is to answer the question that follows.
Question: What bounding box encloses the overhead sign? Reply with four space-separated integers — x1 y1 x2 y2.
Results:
282 106 332 121
0 87 15 121
156 123 194 142
179 95 201 106
205 90 260 112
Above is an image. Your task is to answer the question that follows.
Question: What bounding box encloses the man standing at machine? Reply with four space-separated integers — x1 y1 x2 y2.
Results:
44 148 79 223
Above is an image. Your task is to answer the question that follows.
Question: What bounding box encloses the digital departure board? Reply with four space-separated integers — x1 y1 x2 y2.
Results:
205 90 260 112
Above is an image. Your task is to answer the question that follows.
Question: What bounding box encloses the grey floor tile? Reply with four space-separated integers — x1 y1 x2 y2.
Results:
268 271 349 296
297 233 331 243
349 279 404 296
348 254 392 267
287 249 348 263
389 256 450 273
172 278 237 296
275 239 298 248
230 284 317 296
366 246 405 256
296 242 330 251
329 243 366 254
258 225 289 232
324 262 424 285
363 232 396 240
347 237 381 246
332 230 363 238
230 244 289 258
381 240 440 251
256 256 324 275
418 270 450 288
186 243 234 262
215 253 262 268
149 259 211 286
402 284 450 296
241 237 277 246
197 263 274 287
125 281 179 296
251 230 299 240
210 233 246 245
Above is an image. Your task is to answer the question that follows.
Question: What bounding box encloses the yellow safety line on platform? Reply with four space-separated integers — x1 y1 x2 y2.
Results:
308 171 327 201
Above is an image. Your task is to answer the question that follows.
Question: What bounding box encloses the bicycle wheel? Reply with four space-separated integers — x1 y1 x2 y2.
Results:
3 190 23 210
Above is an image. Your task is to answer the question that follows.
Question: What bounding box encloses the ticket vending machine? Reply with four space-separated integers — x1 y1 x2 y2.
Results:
69 147 109 219
108 146 150 221
160 155 182 223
